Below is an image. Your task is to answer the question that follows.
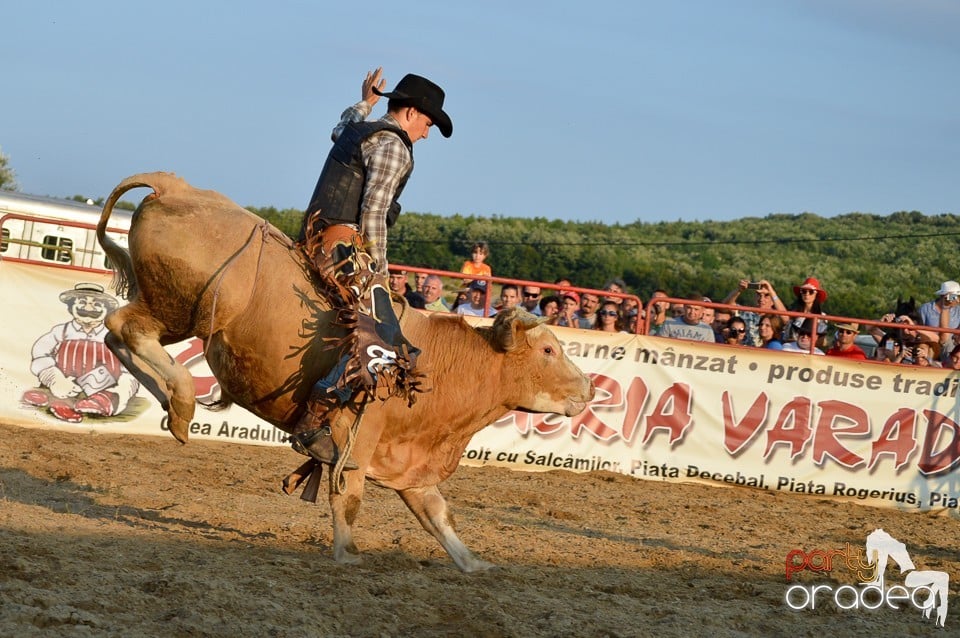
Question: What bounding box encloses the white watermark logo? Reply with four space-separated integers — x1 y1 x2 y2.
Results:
785 529 949 628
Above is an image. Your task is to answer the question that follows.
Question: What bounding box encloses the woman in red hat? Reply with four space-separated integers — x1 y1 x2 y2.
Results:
784 277 828 344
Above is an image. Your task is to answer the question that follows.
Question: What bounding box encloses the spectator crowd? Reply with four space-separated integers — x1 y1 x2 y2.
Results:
389 241 960 369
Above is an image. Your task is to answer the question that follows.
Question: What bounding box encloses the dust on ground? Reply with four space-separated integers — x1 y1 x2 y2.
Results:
0 422 955 637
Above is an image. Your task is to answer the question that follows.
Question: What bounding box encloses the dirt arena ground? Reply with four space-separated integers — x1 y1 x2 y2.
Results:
0 421 955 637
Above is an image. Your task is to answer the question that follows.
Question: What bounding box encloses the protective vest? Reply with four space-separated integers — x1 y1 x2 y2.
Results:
299 120 413 241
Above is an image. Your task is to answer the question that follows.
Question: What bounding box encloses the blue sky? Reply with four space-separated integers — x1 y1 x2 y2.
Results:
4 0 958 223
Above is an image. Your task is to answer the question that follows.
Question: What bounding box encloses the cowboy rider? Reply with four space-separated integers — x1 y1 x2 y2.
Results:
292 68 452 470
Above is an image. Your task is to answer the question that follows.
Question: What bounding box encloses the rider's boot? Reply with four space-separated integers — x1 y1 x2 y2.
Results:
290 410 359 471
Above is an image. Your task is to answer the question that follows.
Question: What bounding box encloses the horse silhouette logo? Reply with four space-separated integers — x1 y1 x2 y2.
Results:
865 529 949 627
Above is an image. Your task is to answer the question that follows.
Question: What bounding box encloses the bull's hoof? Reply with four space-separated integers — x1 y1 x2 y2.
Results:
168 396 196 443
333 547 363 566
167 418 189 444
459 558 496 573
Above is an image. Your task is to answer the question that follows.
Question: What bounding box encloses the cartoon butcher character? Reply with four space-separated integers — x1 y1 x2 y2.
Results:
21 282 139 423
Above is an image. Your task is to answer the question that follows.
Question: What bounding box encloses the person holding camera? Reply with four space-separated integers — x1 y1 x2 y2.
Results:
869 301 939 353
874 333 904 363
922 281 960 359
647 289 670 336
722 278 787 346
720 316 749 346
895 335 942 367
912 337 943 367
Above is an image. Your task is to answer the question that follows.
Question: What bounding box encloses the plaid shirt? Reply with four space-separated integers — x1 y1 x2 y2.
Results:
332 101 413 274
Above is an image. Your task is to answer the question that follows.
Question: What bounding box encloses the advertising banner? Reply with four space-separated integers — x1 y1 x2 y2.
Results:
3 260 959 512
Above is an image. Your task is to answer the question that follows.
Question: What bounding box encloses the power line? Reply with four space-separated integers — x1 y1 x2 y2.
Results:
394 230 960 248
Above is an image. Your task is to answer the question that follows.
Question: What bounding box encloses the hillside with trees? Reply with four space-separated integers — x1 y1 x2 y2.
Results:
4 131 953 321
252 205 960 320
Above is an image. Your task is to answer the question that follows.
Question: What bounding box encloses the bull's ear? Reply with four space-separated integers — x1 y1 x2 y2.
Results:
491 307 541 352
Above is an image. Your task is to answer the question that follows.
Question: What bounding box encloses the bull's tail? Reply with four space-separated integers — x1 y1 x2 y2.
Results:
96 172 184 300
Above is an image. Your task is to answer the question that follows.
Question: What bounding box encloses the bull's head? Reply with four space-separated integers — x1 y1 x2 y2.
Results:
489 307 595 416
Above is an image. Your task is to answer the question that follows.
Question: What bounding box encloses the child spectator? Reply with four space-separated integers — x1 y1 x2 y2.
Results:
539 294 560 319
460 241 492 281
557 291 580 328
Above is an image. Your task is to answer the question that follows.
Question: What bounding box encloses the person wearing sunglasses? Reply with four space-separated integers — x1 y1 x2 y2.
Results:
825 322 867 360
594 300 624 333
782 319 825 355
519 285 543 316
784 277 828 344
722 317 749 346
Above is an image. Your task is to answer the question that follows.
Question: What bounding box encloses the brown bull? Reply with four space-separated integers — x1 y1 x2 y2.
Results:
96 172 595 572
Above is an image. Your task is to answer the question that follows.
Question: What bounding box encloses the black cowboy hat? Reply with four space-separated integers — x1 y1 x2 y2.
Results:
373 73 453 138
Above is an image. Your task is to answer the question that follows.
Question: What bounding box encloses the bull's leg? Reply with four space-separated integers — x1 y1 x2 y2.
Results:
105 305 196 443
325 406 389 565
328 467 367 565
398 485 494 573
105 332 169 408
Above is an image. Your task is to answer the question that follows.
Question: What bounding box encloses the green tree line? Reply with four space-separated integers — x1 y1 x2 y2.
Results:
3 147 953 321
248 205 960 321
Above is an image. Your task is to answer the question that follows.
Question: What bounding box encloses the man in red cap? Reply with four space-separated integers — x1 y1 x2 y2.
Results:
293 68 453 471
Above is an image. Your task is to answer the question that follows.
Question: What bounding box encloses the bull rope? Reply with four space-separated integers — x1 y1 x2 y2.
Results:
207 220 274 339
331 398 370 494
